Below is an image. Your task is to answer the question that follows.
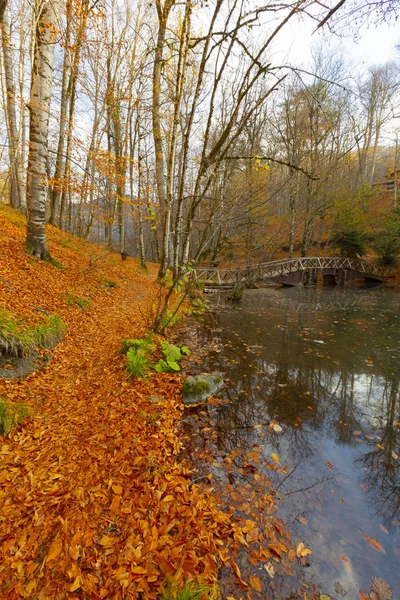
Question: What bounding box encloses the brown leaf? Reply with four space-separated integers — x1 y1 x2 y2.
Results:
371 576 392 599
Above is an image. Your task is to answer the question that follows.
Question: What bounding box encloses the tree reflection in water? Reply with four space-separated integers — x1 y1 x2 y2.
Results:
181 286 400 598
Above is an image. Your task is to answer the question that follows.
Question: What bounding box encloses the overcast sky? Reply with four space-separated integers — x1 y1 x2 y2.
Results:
279 14 399 70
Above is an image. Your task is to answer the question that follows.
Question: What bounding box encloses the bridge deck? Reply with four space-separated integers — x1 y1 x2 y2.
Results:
194 257 392 288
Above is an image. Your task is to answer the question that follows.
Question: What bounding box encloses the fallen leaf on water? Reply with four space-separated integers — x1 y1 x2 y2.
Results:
358 591 369 600
272 423 282 433
296 541 312 558
298 516 308 526
231 560 249 589
380 524 389 534
271 454 280 462
340 554 352 570
377 444 385 450
364 536 386 553
249 575 262 592
371 576 392 599
324 461 335 470
320 595 333 600
353 430 361 436
264 562 275 578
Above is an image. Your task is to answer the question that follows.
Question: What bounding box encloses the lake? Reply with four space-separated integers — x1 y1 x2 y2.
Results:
181 286 400 599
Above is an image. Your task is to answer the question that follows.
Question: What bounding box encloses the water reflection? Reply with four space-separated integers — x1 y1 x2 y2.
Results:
183 287 400 598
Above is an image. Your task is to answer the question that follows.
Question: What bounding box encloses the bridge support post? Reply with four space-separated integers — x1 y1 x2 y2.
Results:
335 269 347 286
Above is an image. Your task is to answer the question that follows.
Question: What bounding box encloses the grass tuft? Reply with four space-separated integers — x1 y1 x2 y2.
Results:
0 397 31 436
0 309 65 357
33 314 66 348
0 309 36 357
160 581 213 600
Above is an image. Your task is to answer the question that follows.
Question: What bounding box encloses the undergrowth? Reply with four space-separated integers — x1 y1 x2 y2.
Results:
160 580 213 600
65 292 91 309
0 397 31 436
120 335 190 379
0 309 65 357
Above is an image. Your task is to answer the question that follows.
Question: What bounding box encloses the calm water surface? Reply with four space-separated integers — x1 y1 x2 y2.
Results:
183 286 400 598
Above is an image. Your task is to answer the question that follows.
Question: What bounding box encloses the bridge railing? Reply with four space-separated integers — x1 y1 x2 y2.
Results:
193 256 392 286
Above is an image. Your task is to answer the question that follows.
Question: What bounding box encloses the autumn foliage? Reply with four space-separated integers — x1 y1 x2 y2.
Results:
0 205 239 599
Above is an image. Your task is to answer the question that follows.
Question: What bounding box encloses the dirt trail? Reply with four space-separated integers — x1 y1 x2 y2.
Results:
0 207 232 599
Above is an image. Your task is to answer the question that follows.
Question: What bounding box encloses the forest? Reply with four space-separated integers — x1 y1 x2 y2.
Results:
0 0 399 275
0 0 400 599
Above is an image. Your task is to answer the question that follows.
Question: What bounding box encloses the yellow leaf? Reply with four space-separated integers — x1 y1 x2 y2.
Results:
264 562 275 578
250 575 262 592
296 541 312 558
271 454 279 462
99 536 115 548
112 484 123 495
25 580 37 594
131 566 147 575
162 495 174 502
47 537 62 562
70 575 82 592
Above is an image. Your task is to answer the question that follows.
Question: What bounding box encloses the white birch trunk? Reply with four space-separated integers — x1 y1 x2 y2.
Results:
26 0 60 258
1 8 22 209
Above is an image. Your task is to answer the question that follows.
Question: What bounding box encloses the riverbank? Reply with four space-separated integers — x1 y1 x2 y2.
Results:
0 205 245 599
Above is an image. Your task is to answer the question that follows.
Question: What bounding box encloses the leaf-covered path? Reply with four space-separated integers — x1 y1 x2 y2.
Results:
0 207 234 599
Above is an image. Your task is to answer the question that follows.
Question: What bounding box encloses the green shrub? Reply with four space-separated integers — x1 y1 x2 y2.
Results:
0 397 31 436
154 341 190 372
33 315 65 348
120 336 156 355
0 309 35 357
126 347 149 379
65 292 91 309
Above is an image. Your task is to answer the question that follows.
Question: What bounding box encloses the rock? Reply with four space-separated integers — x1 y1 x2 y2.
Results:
182 372 224 405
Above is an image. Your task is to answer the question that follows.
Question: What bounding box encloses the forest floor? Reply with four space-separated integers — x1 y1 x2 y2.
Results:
0 205 292 600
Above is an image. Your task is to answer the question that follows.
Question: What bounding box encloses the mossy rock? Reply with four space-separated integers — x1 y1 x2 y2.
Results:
182 372 224 405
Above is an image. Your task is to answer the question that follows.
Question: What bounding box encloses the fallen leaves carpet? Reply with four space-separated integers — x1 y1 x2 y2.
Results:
0 207 233 599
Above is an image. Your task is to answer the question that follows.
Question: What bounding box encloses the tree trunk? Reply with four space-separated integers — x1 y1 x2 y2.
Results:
1 8 22 209
26 0 60 259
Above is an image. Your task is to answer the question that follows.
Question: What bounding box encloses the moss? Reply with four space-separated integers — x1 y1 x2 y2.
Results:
182 379 211 396
65 292 91 309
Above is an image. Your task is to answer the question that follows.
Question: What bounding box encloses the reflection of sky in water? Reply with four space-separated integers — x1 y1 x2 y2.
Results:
189 287 400 598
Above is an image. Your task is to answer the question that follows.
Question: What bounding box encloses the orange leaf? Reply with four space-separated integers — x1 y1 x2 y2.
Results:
359 591 369 600
131 566 147 575
112 484 123 495
249 575 262 592
364 536 386 553
46 537 62 563
340 554 352 570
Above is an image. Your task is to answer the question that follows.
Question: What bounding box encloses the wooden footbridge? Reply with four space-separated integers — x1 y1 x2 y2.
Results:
193 257 392 289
